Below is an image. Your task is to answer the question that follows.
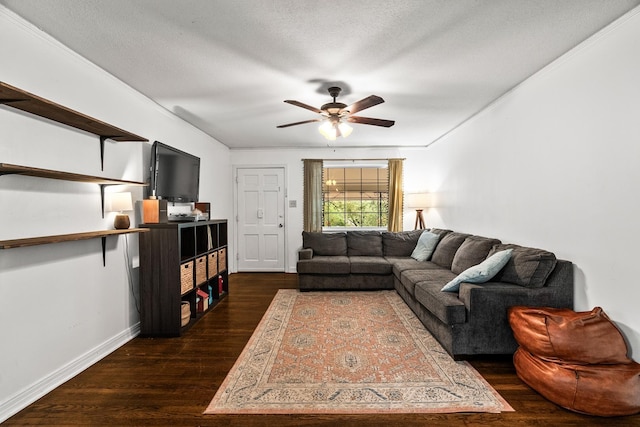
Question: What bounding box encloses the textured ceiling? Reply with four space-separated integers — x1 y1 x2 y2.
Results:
2 0 639 149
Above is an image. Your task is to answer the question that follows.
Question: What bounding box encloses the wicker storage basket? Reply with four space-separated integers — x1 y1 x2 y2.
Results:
180 301 191 327
208 251 218 278
180 261 194 295
218 248 227 272
195 256 207 285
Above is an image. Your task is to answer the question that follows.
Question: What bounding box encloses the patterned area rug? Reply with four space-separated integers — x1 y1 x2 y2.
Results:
204 289 513 414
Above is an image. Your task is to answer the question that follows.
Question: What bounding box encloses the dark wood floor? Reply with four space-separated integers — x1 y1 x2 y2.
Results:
6 273 639 426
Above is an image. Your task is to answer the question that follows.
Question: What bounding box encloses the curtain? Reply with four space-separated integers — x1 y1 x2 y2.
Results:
387 158 404 232
303 159 323 232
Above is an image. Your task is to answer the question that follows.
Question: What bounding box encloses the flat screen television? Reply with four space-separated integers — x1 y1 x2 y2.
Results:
150 141 200 203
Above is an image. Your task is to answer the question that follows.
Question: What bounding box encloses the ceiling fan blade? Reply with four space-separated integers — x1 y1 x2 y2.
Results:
347 116 395 127
277 118 322 128
284 100 323 114
345 95 384 114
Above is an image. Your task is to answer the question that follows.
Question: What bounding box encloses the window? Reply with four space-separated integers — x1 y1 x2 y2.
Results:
322 161 389 230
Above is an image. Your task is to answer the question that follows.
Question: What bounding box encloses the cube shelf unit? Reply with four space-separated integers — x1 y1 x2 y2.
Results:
139 219 228 336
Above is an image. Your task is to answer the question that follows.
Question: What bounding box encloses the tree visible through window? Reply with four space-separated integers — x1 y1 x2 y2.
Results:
322 165 389 228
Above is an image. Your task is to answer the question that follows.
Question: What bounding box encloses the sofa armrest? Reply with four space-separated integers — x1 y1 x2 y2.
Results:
460 282 572 313
460 259 574 313
457 279 574 354
298 248 313 260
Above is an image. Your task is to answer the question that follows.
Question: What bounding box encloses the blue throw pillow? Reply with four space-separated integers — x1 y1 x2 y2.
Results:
410 231 439 262
441 249 513 292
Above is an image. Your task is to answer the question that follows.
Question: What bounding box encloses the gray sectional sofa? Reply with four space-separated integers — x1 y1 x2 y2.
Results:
297 229 574 359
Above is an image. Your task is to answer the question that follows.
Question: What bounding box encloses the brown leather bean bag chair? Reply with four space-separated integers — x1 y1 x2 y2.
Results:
509 306 640 416
514 348 640 417
508 306 631 364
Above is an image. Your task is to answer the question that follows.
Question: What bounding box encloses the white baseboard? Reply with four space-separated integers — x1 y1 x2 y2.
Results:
0 323 140 423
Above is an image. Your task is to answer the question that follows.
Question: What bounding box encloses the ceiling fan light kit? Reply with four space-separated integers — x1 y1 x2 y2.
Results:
318 118 353 141
278 86 394 140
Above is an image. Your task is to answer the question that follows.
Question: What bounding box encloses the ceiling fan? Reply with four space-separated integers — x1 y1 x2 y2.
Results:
277 86 395 140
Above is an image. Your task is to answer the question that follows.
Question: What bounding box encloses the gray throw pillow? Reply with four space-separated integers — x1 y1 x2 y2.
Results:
429 228 453 236
442 249 513 292
410 231 440 262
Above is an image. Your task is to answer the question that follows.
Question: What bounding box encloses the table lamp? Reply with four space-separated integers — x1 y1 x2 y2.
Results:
109 192 133 229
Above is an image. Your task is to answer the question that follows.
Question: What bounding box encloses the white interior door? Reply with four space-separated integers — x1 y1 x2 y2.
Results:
237 167 285 271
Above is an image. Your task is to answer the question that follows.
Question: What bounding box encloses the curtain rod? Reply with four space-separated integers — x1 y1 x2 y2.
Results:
302 158 405 161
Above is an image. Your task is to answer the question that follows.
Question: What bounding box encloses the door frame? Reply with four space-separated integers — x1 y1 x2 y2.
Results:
232 164 288 273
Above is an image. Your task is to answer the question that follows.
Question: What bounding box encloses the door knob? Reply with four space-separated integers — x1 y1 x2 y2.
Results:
279 223 284 228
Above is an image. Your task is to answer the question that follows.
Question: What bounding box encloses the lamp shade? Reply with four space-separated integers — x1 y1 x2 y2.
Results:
405 193 432 209
318 119 353 140
108 192 133 212
318 121 337 140
337 121 353 137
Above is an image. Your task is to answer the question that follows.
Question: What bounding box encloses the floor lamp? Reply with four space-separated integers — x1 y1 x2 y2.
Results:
406 193 431 230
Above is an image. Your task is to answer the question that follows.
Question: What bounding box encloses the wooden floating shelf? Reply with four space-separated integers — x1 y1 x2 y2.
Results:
1 82 151 266
0 163 147 218
0 228 149 266
0 163 147 186
0 228 149 250
0 81 147 142
1 81 148 169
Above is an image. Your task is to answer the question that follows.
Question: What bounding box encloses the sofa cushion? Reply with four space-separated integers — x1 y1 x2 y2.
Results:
429 228 453 238
414 281 467 325
410 231 440 261
451 235 501 274
488 243 557 288
389 258 441 277
442 249 513 292
430 232 471 269
400 269 456 297
296 255 350 274
347 231 383 256
349 256 391 275
302 231 347 256
382 230 423 256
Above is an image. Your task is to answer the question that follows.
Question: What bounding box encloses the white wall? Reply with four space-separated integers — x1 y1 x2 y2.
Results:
230 147 429 272
415 8 640 357
0 8 231 421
